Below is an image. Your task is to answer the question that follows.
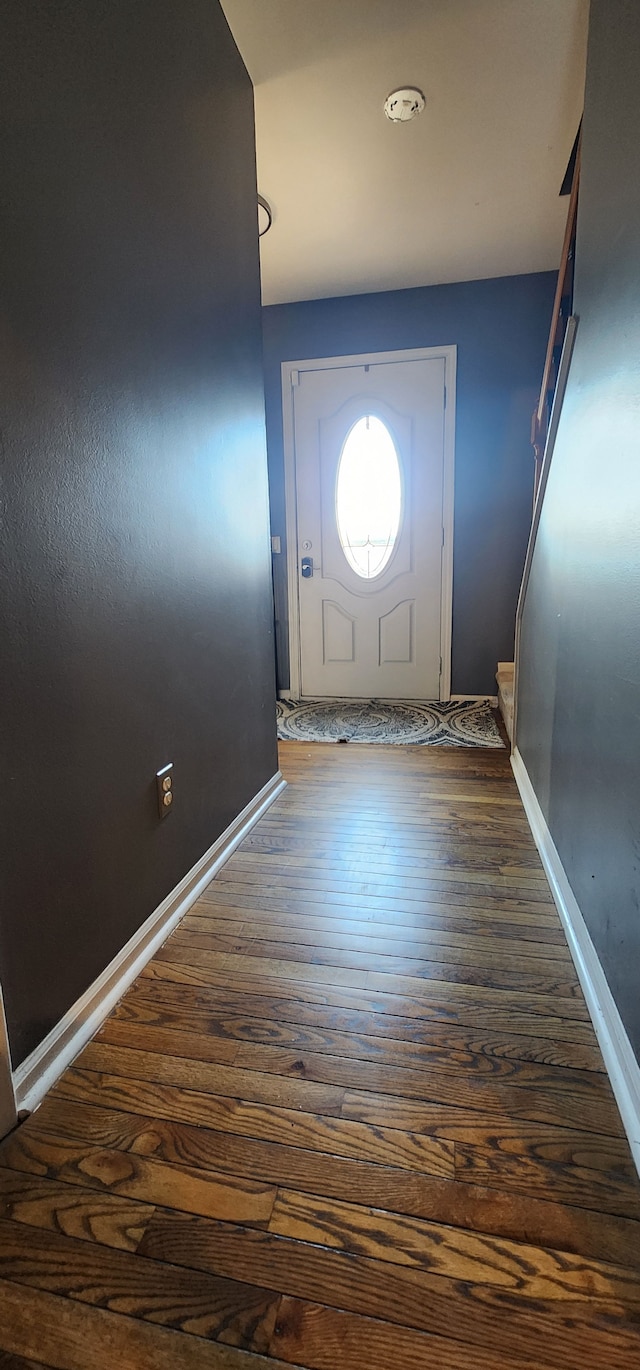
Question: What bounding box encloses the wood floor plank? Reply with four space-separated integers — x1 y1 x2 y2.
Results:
255 812 536 841
75 1040 347 1115
243 819 536 845
363 967 590 1020
269 1189 640 1306
265 795 526 817
293 794 523 809
340 1088 630 1157
48 1063 630 1183
228 848 549 885
0 1277 298 1370
115 982 604 1071
227 808 534 831
252 789 528 806
270 774 521 794
187 899 569 948
0 1168 155 1253
240 828 545 858
45 1067 456 1178
227 1041 622 1137
100 1008 607 1100
238 849 543 880
140 960 600 1044
157 944 591 1023
184 907 573 960
0 1219 280 1352
28 1097 640 1267
208 948 371 993
0 1128 276 1228
170 920 581 997
229 849 548 887
212 863 555 903
196 885 563 929
138 1210 640 1370
85 1023 621 1134
176 920 575 986
453 1141 640 1217
207 866 555 906
268 1296 551 1370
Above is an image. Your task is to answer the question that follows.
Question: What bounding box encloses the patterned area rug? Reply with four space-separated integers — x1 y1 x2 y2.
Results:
276 698 504 748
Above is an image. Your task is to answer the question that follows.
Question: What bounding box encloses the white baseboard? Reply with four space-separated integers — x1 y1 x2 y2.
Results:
511 747 640 1176
451 694 498 706
12 770 286 1116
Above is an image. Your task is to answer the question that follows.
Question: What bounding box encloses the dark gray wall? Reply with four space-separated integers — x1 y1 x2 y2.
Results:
263 273 555 695
0 0 277 1065
518 0 640 1057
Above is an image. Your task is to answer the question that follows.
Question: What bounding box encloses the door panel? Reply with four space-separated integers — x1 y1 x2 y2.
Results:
323 601 355 662
292 356 448 699
380 599 414 664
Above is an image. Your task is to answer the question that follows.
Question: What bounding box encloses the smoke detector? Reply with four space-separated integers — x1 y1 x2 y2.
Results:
384 87 425 123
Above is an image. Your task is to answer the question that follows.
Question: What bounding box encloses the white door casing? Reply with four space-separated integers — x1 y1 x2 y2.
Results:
282 347 456 700
0 985 17 1140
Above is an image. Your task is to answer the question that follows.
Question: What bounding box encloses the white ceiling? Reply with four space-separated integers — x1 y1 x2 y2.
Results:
221 0 589 306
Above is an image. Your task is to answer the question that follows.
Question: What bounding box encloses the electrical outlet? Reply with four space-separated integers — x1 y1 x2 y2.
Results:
156 763 174 819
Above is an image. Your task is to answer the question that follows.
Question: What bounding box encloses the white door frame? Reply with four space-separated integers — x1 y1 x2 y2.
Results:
0 983 17 1139
281 345 457 701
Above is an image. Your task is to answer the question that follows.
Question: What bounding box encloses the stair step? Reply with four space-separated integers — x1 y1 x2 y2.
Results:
496 661 514 743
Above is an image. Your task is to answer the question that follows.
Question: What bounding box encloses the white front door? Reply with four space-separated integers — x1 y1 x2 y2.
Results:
289 350 453 699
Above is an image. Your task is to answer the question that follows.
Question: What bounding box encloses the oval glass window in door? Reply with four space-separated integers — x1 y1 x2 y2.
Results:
335 415 403 579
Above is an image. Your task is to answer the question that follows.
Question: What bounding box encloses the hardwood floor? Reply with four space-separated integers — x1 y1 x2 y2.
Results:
1 740 639 1369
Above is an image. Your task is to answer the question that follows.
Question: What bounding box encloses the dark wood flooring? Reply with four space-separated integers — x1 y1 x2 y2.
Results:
0 740 639 1369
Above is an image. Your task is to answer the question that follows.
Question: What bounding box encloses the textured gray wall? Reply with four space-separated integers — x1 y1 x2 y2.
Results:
518 0 640 1057
263 273 555 696
0 0 277 1065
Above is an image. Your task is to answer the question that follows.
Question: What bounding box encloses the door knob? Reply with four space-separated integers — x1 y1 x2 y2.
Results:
301 556 313 578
